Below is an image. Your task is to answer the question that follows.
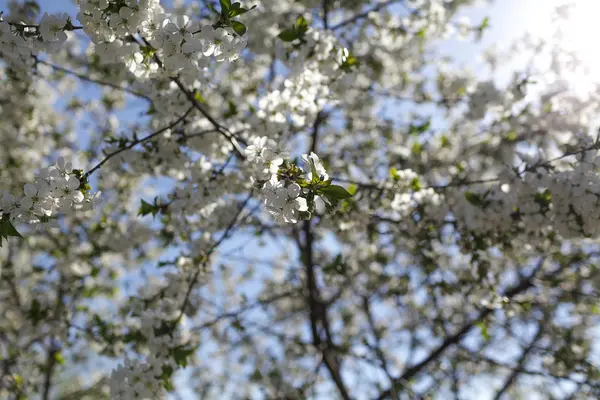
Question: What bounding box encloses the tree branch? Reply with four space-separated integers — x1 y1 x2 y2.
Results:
36 59 153 102
331 0 403 31
83 107 193 179
375 259 546 399
493 321 544 400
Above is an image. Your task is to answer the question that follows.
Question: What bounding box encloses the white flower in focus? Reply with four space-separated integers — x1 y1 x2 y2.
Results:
39 13 69 43
245 136 276 163
302 152 329 182
51 176 84 206
21 182 50 210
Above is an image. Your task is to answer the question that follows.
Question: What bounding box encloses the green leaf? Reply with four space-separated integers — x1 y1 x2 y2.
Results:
138 199 159 217
28 299 48 326
0 215 22 247
278 28 297 42
220 0 231 14
389 167 400 181
250 368 263 381
409 120 431 135
310 159 320 184
410 177 421 191
480 16 490 30
278 15 309 42
161 365 174 391
230 20 247 36
123 330 146 343
465 191 483 206
440 135 450 148
228 4 256 17
172 346 196 367
193 90 207 104
341 53 359 72
295 15 308 34
320 185 353 200
54 351 65 365
476 321 489 342
207 4 220 14
347 183 357 196
323 254 345 275
535 189 552 208
411 142 423 155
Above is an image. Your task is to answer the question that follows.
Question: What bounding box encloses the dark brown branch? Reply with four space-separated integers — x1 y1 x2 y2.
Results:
171 192 254 331
331 0 403 31
363 297 399 400
376 259 547 399
302 220 352 400
36 59 153 102
83 107 193 179
322 0 330 29
42 274 66 400
493 322 544 400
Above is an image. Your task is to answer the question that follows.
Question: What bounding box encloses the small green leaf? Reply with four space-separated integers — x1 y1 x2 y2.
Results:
347 183 357 196
193 90 207 104
340 53 359 72
310 159 320 184
228 4 256 17
0 215 22 247
323 254 345 275
54 351 65 365
440 135 450 147
411 142 423 155
295 15 308 34
320 185 353 200
172 346 196 367
161 365 174 391
278 28 298 42
27 299 48 326
409 120 431 135
465 191 483 206
410 177 421 191
220 0 232 14
278 15 309 42
480 16 490 30
207 4 220 14
230 20 247 36
138 199 159 217
476 321 489 342
250 368 263 381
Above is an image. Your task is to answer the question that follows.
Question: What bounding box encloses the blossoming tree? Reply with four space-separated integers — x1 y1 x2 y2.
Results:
1 0 599 398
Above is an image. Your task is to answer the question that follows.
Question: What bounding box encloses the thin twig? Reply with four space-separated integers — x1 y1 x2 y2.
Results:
83 107 193 179
36 59 153 102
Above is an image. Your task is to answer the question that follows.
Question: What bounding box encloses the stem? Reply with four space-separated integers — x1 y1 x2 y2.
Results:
83 107 193 179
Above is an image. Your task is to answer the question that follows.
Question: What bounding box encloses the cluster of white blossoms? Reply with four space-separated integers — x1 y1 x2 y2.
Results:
77 0 247 79
245 136 331 223
465 80 504 120
109 267 196 398
0 12 73 67
0 158 101 231
390 169 445 221
109 357 165 399
0 21 30 65
255 29 355 135
449 151 600 239
382 143 600 241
